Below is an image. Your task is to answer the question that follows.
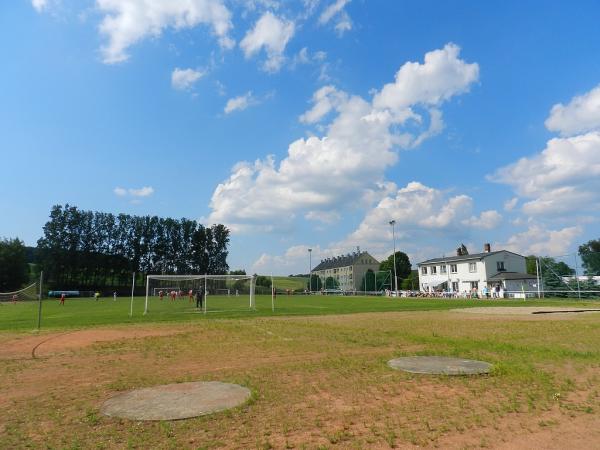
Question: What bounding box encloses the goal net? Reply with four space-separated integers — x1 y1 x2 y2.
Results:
144 275 256 314
0 282 39 302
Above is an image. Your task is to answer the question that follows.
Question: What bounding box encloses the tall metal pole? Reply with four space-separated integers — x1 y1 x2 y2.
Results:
37 271 43 330
574 252 582 300
535 258 541 299
308 248 312 293
389 220 398 297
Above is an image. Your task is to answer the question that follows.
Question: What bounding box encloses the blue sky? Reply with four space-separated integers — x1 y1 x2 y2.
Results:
2 0 600 274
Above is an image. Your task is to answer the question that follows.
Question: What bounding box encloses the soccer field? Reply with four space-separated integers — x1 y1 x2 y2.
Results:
2 294 600 331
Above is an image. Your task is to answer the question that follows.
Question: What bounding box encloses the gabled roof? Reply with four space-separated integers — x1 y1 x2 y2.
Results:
312 251 379 271
418 250 524 265
488 272 536 281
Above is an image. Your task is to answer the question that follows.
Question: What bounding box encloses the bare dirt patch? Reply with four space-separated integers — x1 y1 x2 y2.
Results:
0 325 192 360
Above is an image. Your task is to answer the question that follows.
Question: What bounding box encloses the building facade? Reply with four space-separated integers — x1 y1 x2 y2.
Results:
312 251 380 292
417 244 537 296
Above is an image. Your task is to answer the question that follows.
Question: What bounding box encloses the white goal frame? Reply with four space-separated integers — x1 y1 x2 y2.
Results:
144 274 256 314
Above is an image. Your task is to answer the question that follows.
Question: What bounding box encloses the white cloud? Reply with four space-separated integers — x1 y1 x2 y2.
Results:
251 244 319 273
114 186 154 198
224 91 256 114
504 197 518 211
318 0 352 35
31 0 48 12
240 11 295 72
462 210 502 229
490 132 600 215
545 84 600 136
171 68 204 90
96 0 234 64
208 44 479 233
499 224 583 256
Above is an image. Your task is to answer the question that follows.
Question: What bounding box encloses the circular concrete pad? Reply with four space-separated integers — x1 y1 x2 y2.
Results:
101 381 251 421
388 356 492 375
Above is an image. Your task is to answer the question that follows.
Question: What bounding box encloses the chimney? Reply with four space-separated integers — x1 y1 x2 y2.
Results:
484 243 491 253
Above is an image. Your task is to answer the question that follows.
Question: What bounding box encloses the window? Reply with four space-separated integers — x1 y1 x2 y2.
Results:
421 267 427 275
450 264 457 273
497 261 506 272
431 266 437 274
440 265 447 274
452 281 459 292
470 281 479 289
469 262 477 273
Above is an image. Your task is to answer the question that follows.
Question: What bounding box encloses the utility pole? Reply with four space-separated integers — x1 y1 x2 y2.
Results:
389 220 398 297
308 248 312 293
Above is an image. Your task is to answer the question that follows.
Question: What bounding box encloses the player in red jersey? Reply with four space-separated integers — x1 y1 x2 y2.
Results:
59 293 65 305
188 289 193 303
170 290 176 301
159 290 164 301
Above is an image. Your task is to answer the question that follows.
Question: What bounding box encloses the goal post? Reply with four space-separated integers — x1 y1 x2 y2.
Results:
144 274 256 315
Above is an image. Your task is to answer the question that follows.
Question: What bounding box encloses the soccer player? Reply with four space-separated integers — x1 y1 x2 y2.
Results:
170 290 176 301
94 291 100 301
188 289 193 303
60 293 65 305
113 291 117 301
12 294 17 304
159 290 164 301
196 287 204 309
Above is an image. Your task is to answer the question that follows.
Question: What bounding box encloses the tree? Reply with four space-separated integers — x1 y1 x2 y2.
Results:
324 276 339 289
255 276 271 287
579 239 600 275
230 270 246 275
0 238 29 291
307 274 322 291
400 270 419 290
379 251 412 286
361 269 376 291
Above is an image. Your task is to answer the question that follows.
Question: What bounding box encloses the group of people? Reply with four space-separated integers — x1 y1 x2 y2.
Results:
157 288 205 308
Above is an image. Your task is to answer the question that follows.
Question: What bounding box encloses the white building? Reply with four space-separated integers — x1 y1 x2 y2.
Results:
417 244 537 297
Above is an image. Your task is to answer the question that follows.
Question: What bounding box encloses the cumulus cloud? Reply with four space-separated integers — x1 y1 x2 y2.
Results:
545 84 600 136
318 0 352 35
224 91 257 114
240 12 295 72
96 0 234 64
114 186 154 197
171 68 205 90
208 44 479 232
462 210 502 229
252 244 320 273
504 197 518 211
500 224 583 256
490 132 600 215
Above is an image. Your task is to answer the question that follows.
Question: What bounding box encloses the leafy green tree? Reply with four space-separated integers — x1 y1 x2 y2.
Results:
379 251 412 286
579 239 600 275
255 276 271 287
307 274 322 291
0 238 29 291
400 270 419 290
361 269 376 291
324 276 339 289
230 270 246 275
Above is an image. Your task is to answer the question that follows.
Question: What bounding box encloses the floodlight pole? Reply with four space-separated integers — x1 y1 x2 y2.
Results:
574 252 581 300
389 220 398 297
309 249 313 292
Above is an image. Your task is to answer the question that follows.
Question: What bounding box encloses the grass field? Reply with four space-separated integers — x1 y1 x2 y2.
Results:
1 297 600 449
2 294 600 331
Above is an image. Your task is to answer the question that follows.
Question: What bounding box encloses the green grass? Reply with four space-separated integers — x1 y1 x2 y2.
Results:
1 294 599 331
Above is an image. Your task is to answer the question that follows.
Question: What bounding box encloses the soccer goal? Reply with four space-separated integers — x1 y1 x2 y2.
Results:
144 274 256 314
0 282 39 302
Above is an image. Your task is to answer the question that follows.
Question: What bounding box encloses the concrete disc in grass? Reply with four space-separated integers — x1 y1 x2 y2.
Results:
101 381 251 421
388 356 492 375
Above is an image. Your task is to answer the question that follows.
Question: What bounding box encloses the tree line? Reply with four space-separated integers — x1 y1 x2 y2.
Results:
35 204 230 290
